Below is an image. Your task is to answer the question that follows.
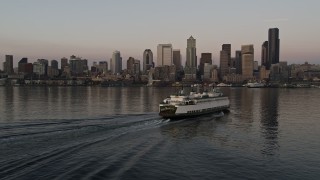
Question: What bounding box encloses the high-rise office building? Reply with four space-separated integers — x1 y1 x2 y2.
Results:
127 59 141 76
18 58 28 64
241 45 254 79
268 28 280 69
48 60 59 77
5 55 14 74
254 61 259 71
235 50 242 74
51 60 59 70
157 44 172 66
172 49 182 71
222 44 231 59
61 57 68 70
111 50 122 74
133 60 141 75
219 44 231 79
185 36 197 80
18 58 28 74
199 53 212 77
261 41 268 68
143 49 153 73
98 61 108 74
220 51 229 78
69 56 88 76
37 59 49 76
127 57 135 75
17 58 32 75
186 36 197 68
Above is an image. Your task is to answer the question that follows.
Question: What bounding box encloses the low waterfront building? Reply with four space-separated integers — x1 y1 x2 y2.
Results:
153 65 176 82
33 62 47 77
47 66 59 78
223 74 243 84
259 65 270 80
269 62 289 83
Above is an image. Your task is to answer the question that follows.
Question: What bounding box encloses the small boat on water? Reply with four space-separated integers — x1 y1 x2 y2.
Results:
216 83 231 87
247 82 265 88
159 86 230 119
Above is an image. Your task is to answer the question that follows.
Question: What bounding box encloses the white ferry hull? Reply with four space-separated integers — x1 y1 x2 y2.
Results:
159 97 230 119
247 83 265 88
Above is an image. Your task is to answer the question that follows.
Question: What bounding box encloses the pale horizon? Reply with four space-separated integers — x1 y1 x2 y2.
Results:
1 0 320 69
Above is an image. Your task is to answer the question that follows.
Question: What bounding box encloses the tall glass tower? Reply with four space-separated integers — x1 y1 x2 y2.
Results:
185 36 197 80
143 49 153 73
268 28 280 69
111 50 122 74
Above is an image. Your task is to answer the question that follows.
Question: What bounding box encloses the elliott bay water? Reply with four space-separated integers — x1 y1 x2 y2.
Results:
0 86 319 179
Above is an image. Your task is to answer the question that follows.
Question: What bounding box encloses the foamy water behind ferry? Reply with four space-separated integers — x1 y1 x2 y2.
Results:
0 86 319 179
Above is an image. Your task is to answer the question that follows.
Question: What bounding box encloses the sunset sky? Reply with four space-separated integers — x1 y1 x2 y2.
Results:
1 0 319 69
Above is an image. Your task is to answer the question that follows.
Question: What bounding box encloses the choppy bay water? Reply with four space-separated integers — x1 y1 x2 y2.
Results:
0 86 319 179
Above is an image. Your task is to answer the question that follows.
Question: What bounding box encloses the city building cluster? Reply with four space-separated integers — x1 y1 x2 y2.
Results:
1 28 320 86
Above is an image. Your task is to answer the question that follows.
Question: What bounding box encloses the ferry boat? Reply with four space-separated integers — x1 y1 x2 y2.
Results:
159 86 230 119
246 82 265 88
216 83 231 87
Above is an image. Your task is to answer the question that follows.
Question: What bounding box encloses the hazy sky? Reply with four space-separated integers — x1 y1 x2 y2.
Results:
1 0 319 69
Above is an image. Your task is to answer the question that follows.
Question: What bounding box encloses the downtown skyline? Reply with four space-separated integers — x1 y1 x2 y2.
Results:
1 0 320 68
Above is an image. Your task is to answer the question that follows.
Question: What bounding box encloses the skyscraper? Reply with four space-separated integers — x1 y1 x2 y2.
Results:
18 58 28 74
219 44 231 79
98 61 108 74
143 49 153 73
127 59 140 76
235 50 242 74
261 41 268 68
37 59 49 76
5 55 14 74
157 44 172 66
268 28 280 69
61 57 68 71
222 44 231 59
172 49 182 71
241 45 254 79
185 36 197 80
186 36 197 68
69 56 85 76
199 53 212 77
111 50 122 74
127 57 135 75
48 60 59 77
51 60 59 70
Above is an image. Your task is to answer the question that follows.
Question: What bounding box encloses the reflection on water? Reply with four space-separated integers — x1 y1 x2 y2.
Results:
1 86 320 179
0 87 175 122
260 89 279 155
210 88 281 155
